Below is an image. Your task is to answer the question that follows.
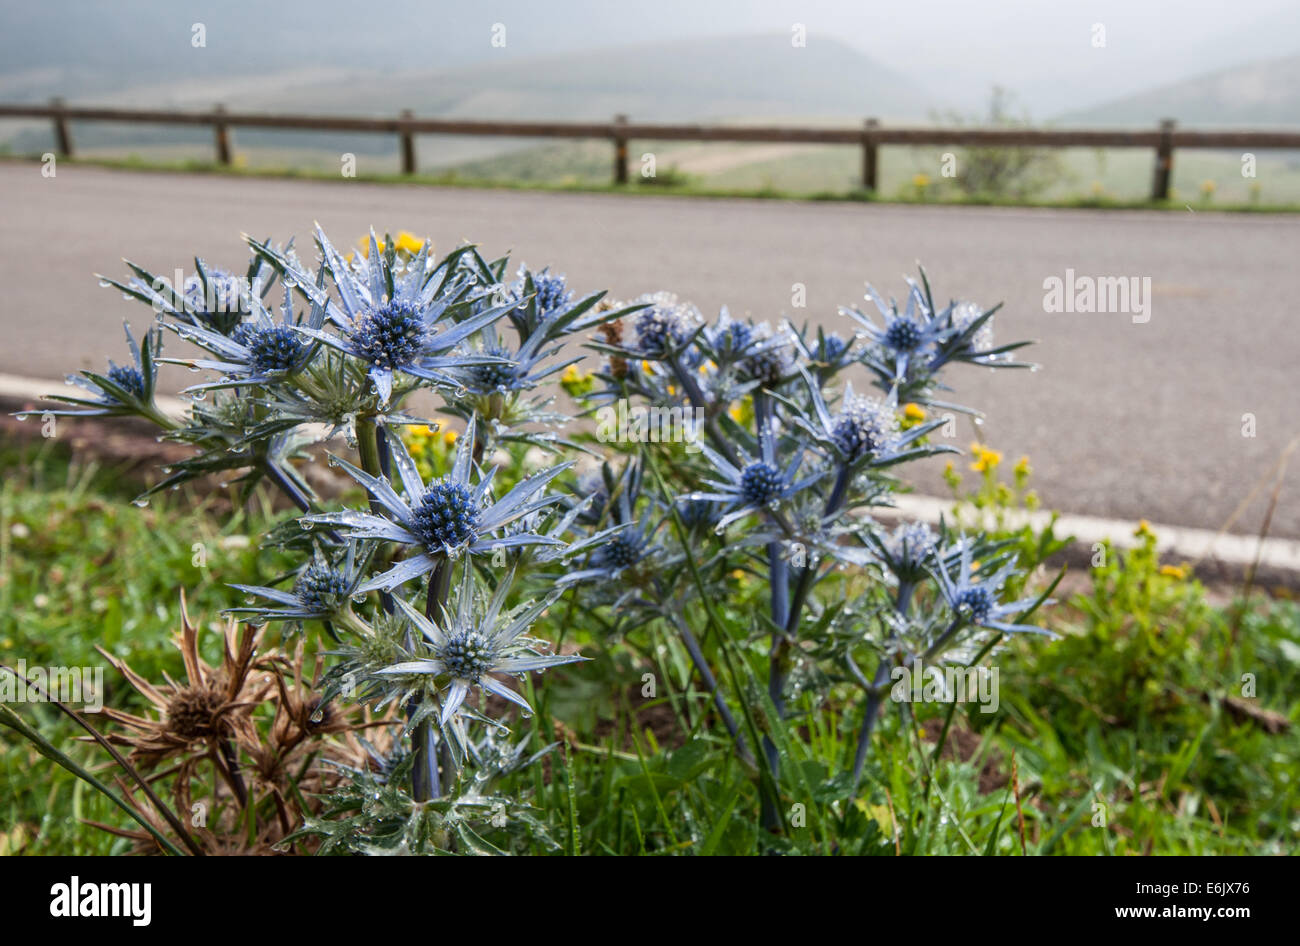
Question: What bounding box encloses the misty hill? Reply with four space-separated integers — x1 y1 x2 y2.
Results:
1058 53 1300 127
337 33 932 122
1 33 933 159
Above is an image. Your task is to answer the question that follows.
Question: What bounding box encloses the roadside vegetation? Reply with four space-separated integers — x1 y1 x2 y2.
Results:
3 429 1294 855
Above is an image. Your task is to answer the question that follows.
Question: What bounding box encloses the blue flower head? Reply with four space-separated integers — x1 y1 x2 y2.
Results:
933 539 1054 637
249 228 514 405
22 322 163 420
302 417 572 591
842 278 946 384
511 265 572 319
796 372 949 471
690 418 822 532
631 292 700 359
227 542 373 624
559 460 662 585
375 563 584 735
162 277 324 392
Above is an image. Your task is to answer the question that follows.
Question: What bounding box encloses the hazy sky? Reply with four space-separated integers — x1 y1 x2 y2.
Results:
1 0 1297 114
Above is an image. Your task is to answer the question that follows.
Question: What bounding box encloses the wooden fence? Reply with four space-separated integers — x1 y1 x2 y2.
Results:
4 100 1300 199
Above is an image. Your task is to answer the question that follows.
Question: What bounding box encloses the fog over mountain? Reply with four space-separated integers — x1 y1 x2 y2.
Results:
1 0 1297 122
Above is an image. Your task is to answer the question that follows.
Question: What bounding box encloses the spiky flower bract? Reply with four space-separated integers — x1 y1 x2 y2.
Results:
376 564 584 752
302 418 571 591
249 228 514 404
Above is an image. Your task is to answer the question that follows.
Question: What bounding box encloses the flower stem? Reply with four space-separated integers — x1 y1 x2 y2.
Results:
849 581 915 794
670 612 753 766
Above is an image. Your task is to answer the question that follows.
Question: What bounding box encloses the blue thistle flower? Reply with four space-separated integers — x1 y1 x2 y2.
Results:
820 333 849 362
675 496 719 530
560 460 661 585
350 299 426 369
227 543 372 623
183 267 244 318
932 540 1054 636
376 564 584 730
631 292 699 358
795 372 950 471
302 417 571 592
410 482 481 549
929 299 1033 371
739 461 784 505
21 322 163 420
841 278 946 382
249 228 513 405
106 363 146 399
162 279 322 392
452 321 579 397
865 520 941 583
98 243 294 338
690 425 821 531
595 531 645 570
737 322 798 387
512 266 572 318
294 562 352 612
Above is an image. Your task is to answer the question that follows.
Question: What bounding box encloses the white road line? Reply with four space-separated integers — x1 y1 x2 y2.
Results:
885 494 1300 573
3 371 1297 573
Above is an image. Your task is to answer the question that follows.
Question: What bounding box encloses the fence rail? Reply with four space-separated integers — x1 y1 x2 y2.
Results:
4 100 1300 199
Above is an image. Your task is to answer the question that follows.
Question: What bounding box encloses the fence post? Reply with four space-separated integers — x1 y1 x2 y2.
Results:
613 113 629 185
862 117 879 192
1151 118 1175 201
213 104 232 165
399 109 417 175
50 97 73 157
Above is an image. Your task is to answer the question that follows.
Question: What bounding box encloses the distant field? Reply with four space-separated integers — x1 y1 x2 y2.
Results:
8 132 1300 206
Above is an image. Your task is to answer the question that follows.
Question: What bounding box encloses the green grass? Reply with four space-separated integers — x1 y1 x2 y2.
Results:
6 151 1299 215
2 435 1295 855
0 437 294 854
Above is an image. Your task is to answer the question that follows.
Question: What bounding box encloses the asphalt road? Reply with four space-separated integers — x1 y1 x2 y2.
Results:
1 163 1296 537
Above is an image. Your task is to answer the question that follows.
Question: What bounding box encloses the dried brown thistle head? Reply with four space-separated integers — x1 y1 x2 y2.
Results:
88 593 393 855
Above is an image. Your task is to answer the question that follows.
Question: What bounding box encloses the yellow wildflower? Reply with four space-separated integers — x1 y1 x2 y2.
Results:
969 443 1002 473
394 231 425 254
912 173 931 189
903 403 925 422
1160 564 1187 580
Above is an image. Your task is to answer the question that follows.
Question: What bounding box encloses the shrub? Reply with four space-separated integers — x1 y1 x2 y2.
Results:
5 228 1049 853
